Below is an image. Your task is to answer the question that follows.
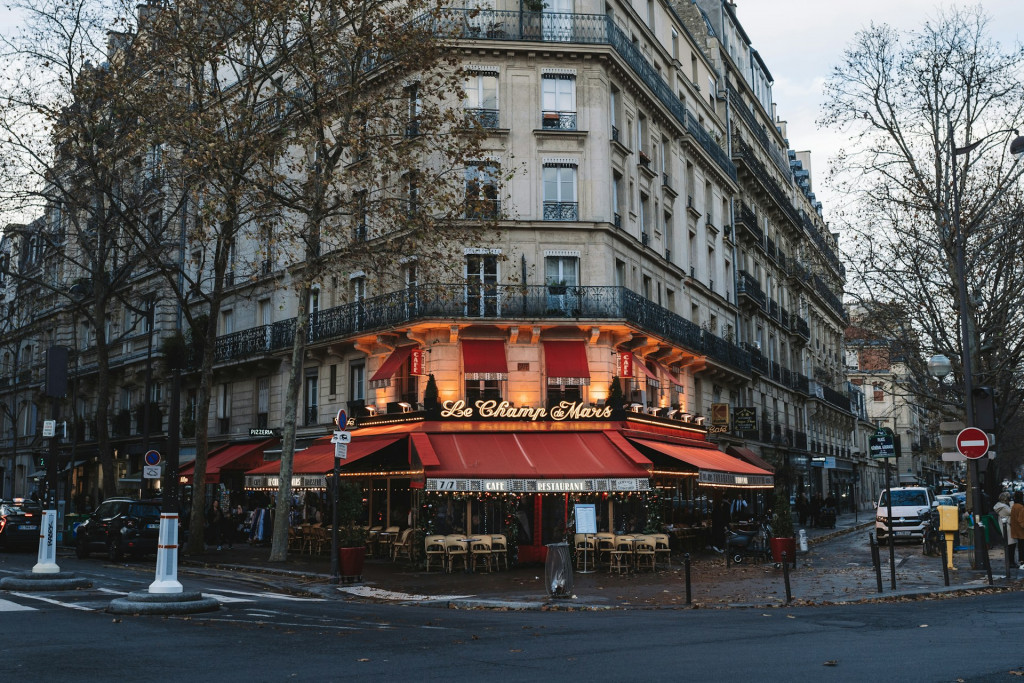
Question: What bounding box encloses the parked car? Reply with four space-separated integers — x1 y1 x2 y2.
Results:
875 487 935 543
75 498 162 561
0 498 43 550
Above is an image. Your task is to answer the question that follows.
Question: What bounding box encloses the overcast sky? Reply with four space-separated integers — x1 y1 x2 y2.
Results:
1 1 1021 225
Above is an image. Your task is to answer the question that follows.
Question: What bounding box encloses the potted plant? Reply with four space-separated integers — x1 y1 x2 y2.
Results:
547 278 568 295
335 480 368 581
423 373 440 417
770 486 796 566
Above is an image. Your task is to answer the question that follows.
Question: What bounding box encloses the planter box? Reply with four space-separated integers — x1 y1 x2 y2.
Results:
769 536 796 566
338 546 366 581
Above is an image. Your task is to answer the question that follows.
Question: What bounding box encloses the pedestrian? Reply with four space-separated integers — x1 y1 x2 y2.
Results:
710 495 728 553
796 493 809 527
994 492 1012 548
730 495 749 522
208 499 228 551
1010 491 1024 567
233 504 247 545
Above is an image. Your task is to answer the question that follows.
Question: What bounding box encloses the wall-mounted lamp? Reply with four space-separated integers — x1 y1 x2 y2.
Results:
694 416 706 426
680 412 693 422
629 403 644 412
364 404 377 416
398 402 412 413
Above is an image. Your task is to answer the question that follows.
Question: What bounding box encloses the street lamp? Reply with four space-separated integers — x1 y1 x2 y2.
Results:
945 122 1024 569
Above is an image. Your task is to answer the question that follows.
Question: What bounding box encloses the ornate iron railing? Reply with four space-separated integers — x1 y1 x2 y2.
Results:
465 108 500 128
541 110 577 130
543 201 579 221
212 283 750 375
737 270 766 309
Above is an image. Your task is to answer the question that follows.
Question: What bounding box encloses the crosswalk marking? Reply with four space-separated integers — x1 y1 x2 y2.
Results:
0 597 35 612
338 586 473 602
6 592 94 611
202 593 254 604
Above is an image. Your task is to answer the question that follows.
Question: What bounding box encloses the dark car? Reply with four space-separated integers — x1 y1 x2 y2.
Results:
0 498 43 550
75 498 162 561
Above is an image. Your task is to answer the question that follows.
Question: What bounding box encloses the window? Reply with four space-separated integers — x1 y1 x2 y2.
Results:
218 382 231 434
546 382 582 407
664 212 673 261
259 299 272 326
645 0 653 26
615 259 626 288
465 161 501 219
466 253 499 317
610 86 620 141
353 190 367 241
256 377 269 429
309 286 321 315
542 164 577 221
671 29 679 60
612 172 622 227
220 309 233 335
466 378 502 403
406 173 419 217
544 255 579 312
873 383 884 402
405 82 421 137
404 261 419 316
350 276 365 327
541 75 576 129
541 0 573 41
464 72 498 127
304 369 319 425
349 362 366 406
639 192 650 241
637 114 648 159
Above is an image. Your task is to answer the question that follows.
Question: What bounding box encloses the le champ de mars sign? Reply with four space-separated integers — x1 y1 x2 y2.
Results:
440 399 614 421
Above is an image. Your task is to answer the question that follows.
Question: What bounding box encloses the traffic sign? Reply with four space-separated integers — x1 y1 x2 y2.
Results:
335 409 347 428
331 431 351 444
334 441 348 460
956 428 990 459
144 450 161 466
42 420 55 437
869 428 896 459
143 465 161 479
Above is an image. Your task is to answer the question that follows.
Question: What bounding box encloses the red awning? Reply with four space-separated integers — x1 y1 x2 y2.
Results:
411 432 440 467
726 445 776 473
543 340 590 381
630 438 773 487
654 362 684 388
631 354 659 381
246 437 402 475
369 346 414 387
179 439 276 484
462 339 508 379
420 431 649 479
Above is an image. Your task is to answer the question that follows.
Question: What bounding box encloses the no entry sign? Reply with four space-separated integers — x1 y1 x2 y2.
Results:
956 427 990 459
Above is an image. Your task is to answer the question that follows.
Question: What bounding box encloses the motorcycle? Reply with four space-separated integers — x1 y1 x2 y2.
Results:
725 518 773 565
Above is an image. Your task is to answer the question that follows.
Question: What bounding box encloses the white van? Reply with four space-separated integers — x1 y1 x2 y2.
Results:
875 487 935 543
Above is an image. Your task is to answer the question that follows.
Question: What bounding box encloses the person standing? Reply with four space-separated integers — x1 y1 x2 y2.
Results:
994 492 1012 551
796 493 809 527
1010 491 1024 567
208 499 227 551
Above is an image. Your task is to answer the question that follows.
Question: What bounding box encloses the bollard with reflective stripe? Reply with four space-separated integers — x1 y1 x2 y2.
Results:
149 513 183 594
32 510 60 574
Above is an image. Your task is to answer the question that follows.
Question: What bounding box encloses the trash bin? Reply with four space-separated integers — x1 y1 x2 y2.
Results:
544 542 573 599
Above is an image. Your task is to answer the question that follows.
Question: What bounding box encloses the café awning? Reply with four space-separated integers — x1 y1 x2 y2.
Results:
416 431 651 493
369 346 414 388
629 438 774 488
543 340 590 385
179 439 277 484
462 339 508 380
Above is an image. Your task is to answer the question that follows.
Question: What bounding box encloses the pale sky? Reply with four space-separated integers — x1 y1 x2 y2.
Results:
1 0 1022 226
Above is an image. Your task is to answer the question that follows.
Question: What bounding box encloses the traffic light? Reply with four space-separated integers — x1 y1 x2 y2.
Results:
972 386 995 431
37 456 45 468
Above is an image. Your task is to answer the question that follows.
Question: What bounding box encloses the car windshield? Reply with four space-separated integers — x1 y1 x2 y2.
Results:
128 504 161 519
880 490 927 506
1 501 40 515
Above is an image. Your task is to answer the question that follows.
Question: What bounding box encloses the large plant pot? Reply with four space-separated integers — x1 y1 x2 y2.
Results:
770 537 796 566
338 546 366 581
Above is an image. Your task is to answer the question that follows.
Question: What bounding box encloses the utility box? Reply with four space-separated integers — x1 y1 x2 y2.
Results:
937 505 959 531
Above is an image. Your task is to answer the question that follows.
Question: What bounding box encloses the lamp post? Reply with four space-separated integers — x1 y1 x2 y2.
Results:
944 122 1024 569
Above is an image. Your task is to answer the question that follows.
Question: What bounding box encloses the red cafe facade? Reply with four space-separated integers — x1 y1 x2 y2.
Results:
244 332 774 562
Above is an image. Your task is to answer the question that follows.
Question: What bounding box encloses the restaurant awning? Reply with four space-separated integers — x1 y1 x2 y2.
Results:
632 354 659 382
726 445 775 473
180 439 277 484
369 346 414 388
416 431 651 493
629 438 774 488
543 340 590 385
462 339 508 380
244 436 403 490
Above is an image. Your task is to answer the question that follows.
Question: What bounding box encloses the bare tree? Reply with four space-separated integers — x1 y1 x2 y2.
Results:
822 5 1024 485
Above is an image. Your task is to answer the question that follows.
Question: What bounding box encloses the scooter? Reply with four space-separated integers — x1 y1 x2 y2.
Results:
725 519 773 565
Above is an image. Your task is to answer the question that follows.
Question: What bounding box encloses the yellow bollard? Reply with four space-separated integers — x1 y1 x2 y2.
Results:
945 532 955 570
938 505 959 571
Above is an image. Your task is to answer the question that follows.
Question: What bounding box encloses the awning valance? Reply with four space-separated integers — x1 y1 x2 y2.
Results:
246 436 402 476
726 445 775 473
543 340 590 385
462 339 508 380
180 439 277 484
632 354 659 381
630 438 774 488
369 346 415 388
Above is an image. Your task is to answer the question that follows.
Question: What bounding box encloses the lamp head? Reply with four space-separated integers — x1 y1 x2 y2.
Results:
1011 134 1024 160
927 354 952 379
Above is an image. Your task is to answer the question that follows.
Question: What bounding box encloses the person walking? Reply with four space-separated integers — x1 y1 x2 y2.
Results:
208 499 228 551
994 492 1012 552
1010 491 1024 567
796 493 809 527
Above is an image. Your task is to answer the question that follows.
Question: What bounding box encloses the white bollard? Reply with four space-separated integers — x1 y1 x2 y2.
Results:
32 510 60 574
148 513 183 594
798 528 809 553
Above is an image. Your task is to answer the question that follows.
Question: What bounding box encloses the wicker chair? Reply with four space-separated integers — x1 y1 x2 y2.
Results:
392 528 414 562
444 534 469 573
490 534 509 570
470 536 493 573
424 535 447 572
634 535 656 571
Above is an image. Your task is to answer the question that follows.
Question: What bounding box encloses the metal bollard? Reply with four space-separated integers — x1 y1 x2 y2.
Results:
781 552 792 603
869 533 883 594
684 553 692 605
1005 540 1012 581
939 531 950 587
980 526 993 586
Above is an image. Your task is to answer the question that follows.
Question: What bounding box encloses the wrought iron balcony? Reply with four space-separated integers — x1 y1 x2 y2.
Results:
611 125 619 143
793 314 810 340
737 270 766 309
543 201 578 221
304 405 319 426
541 110 577 130
212 283 750 376
464 108 500 128
613 213 621 229
736 203 764 245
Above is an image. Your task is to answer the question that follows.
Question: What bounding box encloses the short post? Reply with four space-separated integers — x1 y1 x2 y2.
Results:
980 523 993 586
149 512 183 593
32 510 60 574
869 533 883 594
940 532 950 587
684 553 692 605
781 551 792 603
725 545 730 568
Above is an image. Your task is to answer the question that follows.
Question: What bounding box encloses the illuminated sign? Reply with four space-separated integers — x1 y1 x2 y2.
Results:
440 399 614 422
425 477 651 493
617 353 633 378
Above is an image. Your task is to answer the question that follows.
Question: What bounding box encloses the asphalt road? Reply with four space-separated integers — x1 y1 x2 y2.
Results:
4 548 1024 682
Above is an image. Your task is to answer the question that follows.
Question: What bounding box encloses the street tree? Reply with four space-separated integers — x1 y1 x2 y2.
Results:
822 6 1024 486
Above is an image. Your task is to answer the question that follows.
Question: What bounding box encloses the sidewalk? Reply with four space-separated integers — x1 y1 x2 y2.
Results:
168 511 1022 610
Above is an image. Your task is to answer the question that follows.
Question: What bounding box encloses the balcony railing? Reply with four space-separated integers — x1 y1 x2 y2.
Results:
464 108 500 128
611 125 619 143
541 110 577 130
736 203 764 245
543 201 578 221
793 314 810 340
212 283 750 376
737 270 766 309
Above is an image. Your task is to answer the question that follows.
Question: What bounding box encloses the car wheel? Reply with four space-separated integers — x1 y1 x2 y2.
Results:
732 553 745 565
76 538 90 559
108 538 124 562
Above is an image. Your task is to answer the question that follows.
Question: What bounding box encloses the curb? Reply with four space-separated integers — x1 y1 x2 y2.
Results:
0 572 92 591
108 590 221 615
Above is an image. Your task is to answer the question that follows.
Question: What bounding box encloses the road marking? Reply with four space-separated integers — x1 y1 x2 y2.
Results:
207 589 325 602
8 592 94 611
0 598 35 611
97 588 129 595
338 586 474 602
198 617 362 631
202 593 254 604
